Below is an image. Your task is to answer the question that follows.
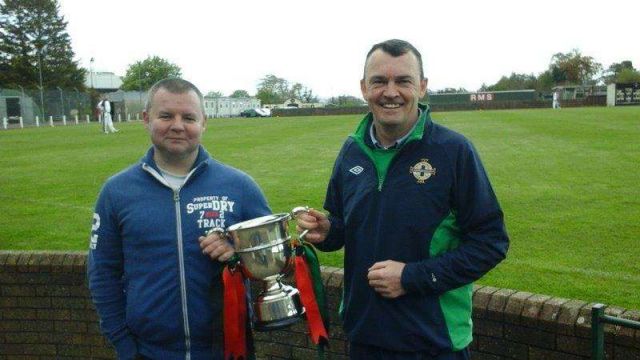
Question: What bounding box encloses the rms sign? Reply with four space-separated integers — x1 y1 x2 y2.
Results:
470 93 494 101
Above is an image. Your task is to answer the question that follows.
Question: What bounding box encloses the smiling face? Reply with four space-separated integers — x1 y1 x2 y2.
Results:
361 49 427 137
143 88 206 171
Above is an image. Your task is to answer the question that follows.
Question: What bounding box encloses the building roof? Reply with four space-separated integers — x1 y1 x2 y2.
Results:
84 72 122 91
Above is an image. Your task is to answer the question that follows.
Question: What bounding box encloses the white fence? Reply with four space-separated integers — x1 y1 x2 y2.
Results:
1 112 143 130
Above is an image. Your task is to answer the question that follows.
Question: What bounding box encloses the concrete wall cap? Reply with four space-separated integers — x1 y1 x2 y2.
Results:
504 291 534 320
0 252 10 265
17 252 32 266
521 294 553 321
319 265 340 285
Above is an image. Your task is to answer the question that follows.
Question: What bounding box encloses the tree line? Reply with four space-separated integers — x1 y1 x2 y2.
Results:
2 0 638 104
0 0 85 90
479 50 640 93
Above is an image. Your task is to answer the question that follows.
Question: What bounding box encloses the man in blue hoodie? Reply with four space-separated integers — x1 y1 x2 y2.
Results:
87 78 270 359
296 39 509 359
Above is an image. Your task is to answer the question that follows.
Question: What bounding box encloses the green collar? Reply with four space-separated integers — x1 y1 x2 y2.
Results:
349 104 431 190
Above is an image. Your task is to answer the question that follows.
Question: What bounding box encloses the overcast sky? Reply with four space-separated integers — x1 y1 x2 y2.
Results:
58 0 639 98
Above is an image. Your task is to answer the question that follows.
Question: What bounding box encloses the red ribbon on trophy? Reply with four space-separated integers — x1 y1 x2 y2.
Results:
294 246 329 346
222 265 247 360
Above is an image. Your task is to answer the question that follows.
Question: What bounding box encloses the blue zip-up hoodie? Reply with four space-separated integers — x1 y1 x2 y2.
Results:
87 146 270 359
318 104 509 355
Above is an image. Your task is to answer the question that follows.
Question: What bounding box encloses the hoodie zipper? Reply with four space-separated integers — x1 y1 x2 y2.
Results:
173 189 191 360
373 142 415 192
142 163 201 360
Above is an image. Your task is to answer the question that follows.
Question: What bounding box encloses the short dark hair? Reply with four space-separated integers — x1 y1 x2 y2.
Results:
364 39 424 79
145 78 205 118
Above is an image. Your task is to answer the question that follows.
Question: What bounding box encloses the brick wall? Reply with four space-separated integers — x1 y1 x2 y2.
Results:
1 251 638 359
0 251 114 359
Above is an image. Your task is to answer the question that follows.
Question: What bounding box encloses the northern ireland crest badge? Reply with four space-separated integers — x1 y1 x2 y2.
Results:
410 159 436 184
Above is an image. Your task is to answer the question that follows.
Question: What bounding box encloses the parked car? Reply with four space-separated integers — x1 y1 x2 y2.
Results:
240 108 271 117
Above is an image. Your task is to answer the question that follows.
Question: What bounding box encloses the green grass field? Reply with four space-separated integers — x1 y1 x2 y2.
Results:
1 107 638 309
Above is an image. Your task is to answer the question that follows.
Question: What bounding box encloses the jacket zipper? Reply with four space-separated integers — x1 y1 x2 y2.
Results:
376 143 414 192
174 189 192 360
142 162 202 360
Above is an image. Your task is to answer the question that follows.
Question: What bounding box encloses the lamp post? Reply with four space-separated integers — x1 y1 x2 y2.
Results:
73 87 80 115
57 86 64 118
17 85 25 119
89 58 96 121
89 57 95 89
138 67 143 110
36 44 48 119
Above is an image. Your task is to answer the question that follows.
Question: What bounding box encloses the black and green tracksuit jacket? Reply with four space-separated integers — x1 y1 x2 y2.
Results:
317 104 509 354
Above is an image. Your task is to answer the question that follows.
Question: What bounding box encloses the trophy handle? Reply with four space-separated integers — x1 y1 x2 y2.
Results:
206 227 240 266
291 206 310 242
207 227 225 235
206 227 228 240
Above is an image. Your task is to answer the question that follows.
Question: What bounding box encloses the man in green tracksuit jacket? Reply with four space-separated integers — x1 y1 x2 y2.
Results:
296 39 509 359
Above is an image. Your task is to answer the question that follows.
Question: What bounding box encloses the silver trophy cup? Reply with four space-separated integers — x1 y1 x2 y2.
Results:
213 207 309 331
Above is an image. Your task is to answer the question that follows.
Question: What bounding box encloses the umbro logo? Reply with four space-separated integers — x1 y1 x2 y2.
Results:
349 166 364 175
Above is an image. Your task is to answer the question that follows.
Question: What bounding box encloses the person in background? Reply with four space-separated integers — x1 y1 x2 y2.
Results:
552 89 561 109
98 96 119 133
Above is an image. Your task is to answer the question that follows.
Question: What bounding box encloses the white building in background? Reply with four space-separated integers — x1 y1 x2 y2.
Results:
264 98 324 109
99 91 260 120
81 70 261 118
203 96 260 118
84 71 123 93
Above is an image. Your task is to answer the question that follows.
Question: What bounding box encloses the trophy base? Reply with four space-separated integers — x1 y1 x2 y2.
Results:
253 283 305 332
254 313 304 332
